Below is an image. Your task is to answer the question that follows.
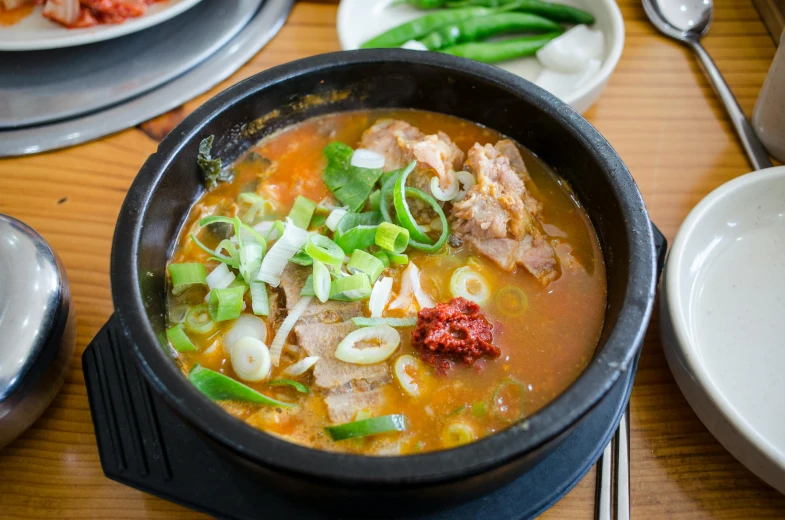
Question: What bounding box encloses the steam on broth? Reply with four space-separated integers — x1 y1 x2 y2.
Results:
166 109 606 455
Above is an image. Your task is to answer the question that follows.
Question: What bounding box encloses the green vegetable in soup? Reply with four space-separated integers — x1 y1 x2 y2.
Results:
197 135 234 189
189 365 295 407
268 379 310 394
166 324 197 352
322 142 384 212
325 414 407 441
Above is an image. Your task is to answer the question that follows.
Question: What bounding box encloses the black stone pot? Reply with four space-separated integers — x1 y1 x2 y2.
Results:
111 50 657 515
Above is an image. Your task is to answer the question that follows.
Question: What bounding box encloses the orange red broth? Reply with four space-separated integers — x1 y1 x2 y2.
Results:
167 109 607 455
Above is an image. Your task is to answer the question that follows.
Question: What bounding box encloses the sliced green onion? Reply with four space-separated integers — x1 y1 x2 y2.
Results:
442 422 475 448
268 379 309 394
325 414 407 441
288 195 317 229
199 215 235 227
283 356 319 376
387 252 409 265
375 222 409 254
335 325 400 364
289 250 314 266
184 304 216 335
300 274 315 297
372 249 390 268
206 263 236 290
492 377 526 422
189 364 294 408
190 234 238 267
168 263 207 295
166 324 197 352
325 206 349 231
368 276 393 317
313 260 331 303
368 189 381 211
239 243 264 283
393 162 432 244
330 272 372 301
304 234 344 266
310 205 330 230
335 211 382 235
347 249 385 281
208 285 246 322
351 317 417 328
335 225 379 255
495 286 529 316
472 401 488 418
257 218 310 287
450 267 490 305
250 281 270 316
238 192 271 224
215 238 239 263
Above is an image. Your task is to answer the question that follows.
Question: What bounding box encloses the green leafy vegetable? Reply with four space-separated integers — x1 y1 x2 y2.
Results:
268 379 310 394
197 136 233 189
323 142 384 211
325 414 407 441
189 364 295 407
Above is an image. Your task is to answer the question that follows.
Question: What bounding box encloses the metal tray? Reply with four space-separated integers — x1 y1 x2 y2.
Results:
0 0 293 157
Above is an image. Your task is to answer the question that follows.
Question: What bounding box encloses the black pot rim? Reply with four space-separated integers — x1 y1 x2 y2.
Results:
112 49 656 486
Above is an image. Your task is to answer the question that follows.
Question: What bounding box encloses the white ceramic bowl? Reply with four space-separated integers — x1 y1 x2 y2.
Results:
660 166 785 494
336 0 624 114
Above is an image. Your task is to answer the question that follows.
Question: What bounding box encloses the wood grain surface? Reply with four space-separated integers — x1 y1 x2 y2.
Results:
1 1 784 518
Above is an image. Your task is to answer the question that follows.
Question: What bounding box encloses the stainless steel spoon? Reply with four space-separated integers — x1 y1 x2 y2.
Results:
643 0 773 170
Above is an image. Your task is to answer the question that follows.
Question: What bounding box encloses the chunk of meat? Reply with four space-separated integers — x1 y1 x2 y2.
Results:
324 387 386 424
359 119 464 192
278 264 363 324
294 321 389 390
451 142 558 284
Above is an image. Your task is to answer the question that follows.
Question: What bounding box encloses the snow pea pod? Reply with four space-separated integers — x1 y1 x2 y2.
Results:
360 7 494 48
446 0 595 25
419 12 563 50
440 32 561 63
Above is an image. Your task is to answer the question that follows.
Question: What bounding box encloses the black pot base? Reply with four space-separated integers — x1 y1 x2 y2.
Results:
83 316 639 520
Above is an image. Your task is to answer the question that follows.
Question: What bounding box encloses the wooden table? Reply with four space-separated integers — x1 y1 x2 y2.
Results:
1 1 783 518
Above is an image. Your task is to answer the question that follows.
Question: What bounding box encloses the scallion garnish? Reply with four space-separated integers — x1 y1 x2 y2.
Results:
325 206 349 231
335 225 379 255
368 189 381 211
208 285 245 322
257 218 309 287
351 317 417 328
329 272 372 301
325 414 407 441
375 222 409 254
347 249 385 282
237 192 271 224
168 263 207 295
166 324 197 352
268 379 309 394
300 274 315 297
249 281 270 316
304 234 344 266
184 304 216 335
372 250 390 268
189 364 295 408
312 260 331 303
323 142 384 211
387 251 409 265
190 234 239 268
288 195 317 229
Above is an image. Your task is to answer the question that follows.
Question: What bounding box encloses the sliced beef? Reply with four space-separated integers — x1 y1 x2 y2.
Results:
278 264 363 324
359 119 464 195
451 142 558 284
294 321 390 390
324 387 387 424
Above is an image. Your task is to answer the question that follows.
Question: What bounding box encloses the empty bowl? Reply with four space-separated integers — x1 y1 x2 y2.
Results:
660 166 785 494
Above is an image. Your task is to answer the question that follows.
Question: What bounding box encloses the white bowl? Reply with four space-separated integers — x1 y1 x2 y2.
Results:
336 0 624 114
660 166 785 494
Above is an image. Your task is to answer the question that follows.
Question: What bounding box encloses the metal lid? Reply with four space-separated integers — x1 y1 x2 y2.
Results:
0 215 64 406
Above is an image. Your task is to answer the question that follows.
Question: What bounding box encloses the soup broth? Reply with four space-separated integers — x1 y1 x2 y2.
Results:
167 109 606 455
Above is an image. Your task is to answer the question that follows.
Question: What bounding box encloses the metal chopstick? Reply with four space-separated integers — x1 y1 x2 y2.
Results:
596 439 613 520
615 409 631 520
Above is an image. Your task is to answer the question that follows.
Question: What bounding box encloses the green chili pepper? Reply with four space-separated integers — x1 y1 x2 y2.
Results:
446 0 594 25
325 414 408 441
441 32 561 63
360 7 494 48
419 12 563 50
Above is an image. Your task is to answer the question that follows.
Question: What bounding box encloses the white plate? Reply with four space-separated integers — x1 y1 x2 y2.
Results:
660 166 785 494
336 0 624 114
0 0 203 51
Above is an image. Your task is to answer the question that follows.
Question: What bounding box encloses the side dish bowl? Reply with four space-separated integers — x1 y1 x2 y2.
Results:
111 50 656 511
660 166 785 495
